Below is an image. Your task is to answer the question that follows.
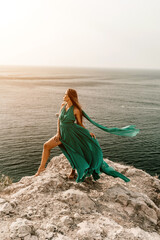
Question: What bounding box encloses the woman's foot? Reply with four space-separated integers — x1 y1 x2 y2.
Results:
68 169 76 179
34 167 46 177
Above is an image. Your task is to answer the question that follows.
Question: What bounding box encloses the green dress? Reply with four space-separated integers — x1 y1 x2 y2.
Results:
58 104 140 183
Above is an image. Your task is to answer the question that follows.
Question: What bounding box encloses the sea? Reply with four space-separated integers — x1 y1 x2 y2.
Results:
0 65 160 182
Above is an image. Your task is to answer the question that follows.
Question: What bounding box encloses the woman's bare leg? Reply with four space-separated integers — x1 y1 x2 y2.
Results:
34 135 62 177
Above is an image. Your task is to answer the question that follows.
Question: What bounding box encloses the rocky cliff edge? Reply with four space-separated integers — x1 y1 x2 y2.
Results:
0 154 160 240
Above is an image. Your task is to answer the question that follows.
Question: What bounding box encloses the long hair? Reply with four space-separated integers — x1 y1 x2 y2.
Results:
67 88 83 124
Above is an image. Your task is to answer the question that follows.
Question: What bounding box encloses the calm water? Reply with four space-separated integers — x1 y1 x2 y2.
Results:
0 66 160 182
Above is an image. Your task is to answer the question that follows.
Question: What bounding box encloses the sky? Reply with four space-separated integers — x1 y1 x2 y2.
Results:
0 0 160 69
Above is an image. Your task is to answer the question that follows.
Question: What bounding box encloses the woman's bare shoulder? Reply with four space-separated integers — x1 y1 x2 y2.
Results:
73 106 81 114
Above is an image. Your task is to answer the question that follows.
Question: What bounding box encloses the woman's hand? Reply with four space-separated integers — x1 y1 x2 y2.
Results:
90 132 96 139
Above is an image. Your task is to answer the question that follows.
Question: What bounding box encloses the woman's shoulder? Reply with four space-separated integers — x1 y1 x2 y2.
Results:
73 106 81 114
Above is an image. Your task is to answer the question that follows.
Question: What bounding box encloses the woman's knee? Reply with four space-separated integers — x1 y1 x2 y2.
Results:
43 142 50 150
43 136 61 150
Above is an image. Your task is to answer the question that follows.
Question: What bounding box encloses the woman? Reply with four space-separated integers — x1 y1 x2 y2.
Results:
34 88 140 182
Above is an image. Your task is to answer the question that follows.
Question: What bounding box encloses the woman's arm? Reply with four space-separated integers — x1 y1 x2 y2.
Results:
74 108 85 128
74 107 96 138
57 118 60 135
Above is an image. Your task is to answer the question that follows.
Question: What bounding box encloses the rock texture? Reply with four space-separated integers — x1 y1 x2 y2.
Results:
0 153 160 240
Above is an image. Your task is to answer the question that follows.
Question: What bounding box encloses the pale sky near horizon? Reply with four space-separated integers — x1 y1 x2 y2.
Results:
0 0 160 69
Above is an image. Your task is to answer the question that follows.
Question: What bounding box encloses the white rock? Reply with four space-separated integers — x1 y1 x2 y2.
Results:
35 229 46 239
77 217 122 239
60 189 95 212
45 231 54 239
24 235 38 240
54 233 72 240
23 234 32 240
18 225 32 237
73 213 80 219
31 236 39 240
40 222 57 232
9 218 34 239
0 202 13 214
124 226 160 240
60 216 73 226
0 198 6 204
102 183 159 226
